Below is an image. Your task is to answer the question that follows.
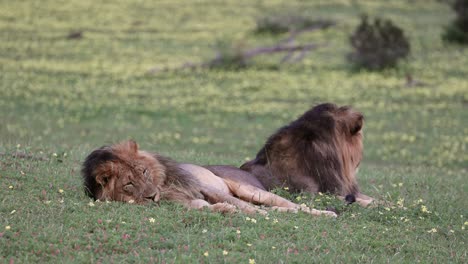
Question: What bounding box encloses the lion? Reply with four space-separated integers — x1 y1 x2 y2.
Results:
81 140 337 217
206 103 374 207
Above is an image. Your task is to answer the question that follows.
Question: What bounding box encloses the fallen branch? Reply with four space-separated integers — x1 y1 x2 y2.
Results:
147 42 323 74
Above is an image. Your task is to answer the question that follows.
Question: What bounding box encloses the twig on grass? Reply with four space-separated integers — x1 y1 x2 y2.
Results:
147 42 324 74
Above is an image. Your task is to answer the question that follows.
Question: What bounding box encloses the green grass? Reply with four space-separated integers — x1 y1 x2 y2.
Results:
0 0 467 263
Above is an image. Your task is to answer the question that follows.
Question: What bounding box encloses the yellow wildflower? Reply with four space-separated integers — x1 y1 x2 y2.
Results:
5 226 11 230
421 205 431 213
203 252 209 257
249 259 255 264
246 243 252 247
397 198 404 207
59 189 64 194
202 229 207 233
8 186 13 189
88 202 95 207
223 250 228 256
149 218 155 223
427 228 437 233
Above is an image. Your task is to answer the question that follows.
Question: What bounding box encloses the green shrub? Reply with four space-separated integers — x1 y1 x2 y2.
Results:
442 0 468 44
348 15 410 70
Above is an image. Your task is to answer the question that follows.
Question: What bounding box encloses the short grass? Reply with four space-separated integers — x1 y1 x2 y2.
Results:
0 0 467 263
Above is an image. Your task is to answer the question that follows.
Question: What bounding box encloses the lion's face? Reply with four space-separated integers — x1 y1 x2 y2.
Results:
83 141 166 204
333 105 364 172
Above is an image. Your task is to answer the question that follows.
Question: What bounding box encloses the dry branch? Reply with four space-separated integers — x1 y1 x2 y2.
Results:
147 42 323 74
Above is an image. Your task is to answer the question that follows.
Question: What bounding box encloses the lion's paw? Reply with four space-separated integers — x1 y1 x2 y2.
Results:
211 203 238 213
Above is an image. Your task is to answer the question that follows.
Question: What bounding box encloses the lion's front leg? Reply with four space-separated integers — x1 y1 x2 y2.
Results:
225 179 337 217
224 179 297 208
199 187 267 215
188 199 238 214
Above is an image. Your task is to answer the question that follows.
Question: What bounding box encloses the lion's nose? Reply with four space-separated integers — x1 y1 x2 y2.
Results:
145 192 160 202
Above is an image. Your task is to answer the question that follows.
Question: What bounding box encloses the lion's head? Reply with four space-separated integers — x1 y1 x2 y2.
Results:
82 140 165 204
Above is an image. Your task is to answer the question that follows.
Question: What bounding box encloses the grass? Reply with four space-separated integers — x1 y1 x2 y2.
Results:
0 0 467 263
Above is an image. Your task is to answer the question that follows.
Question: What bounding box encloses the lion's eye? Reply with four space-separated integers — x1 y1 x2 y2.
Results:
123 182 134 193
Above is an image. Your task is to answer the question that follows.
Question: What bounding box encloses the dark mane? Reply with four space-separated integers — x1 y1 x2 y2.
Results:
81 146 116 199
241 103 362 196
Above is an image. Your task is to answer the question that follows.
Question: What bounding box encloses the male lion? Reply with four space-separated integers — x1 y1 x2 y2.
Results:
82 140 337 217
207 103 374 207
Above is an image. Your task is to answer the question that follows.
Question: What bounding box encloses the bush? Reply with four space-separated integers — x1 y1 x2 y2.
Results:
255 15 334 34
348 15 410 70
442 0 468 44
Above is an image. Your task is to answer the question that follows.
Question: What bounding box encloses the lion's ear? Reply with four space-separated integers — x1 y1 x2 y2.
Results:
96 173 110 186
350 114 363 135
126 140 139 153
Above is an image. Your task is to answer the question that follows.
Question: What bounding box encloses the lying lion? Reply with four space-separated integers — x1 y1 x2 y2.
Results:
82 140 337 217
208 103 374 207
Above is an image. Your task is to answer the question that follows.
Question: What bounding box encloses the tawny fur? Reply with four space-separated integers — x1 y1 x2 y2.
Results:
82 140 337 217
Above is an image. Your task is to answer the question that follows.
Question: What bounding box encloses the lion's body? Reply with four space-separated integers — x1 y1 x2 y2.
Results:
211 103 373 207
82 141 336 217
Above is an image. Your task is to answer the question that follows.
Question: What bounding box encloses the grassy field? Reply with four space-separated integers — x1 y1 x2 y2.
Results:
1 0 467 263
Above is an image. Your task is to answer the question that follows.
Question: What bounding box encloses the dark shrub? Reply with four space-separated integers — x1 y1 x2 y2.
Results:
255 15 334 35
443 0 468 44
348 16 410 70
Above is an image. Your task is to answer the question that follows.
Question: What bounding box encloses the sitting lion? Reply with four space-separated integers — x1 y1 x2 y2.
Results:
206 103 374 207
81 140 337 217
